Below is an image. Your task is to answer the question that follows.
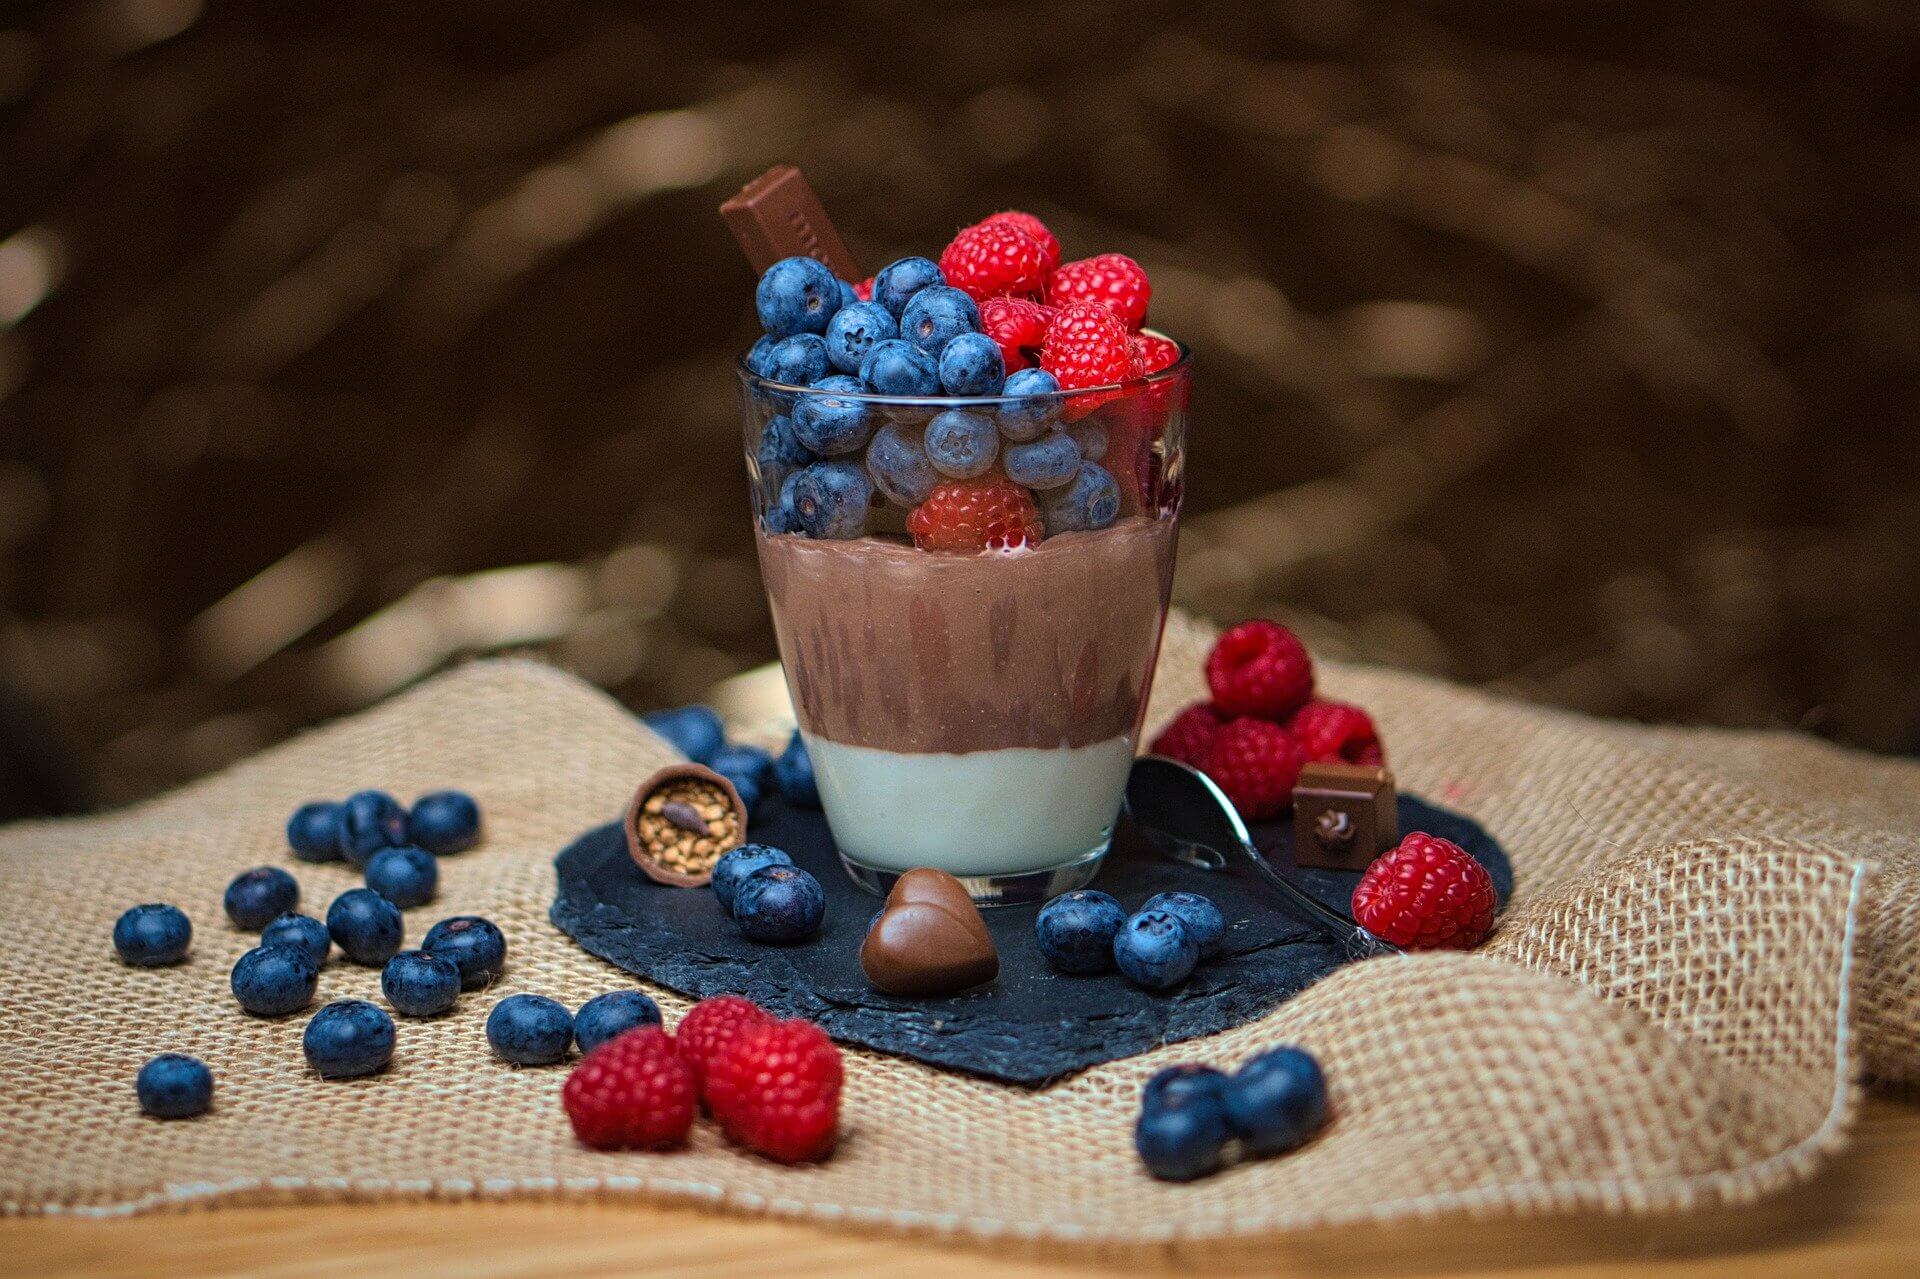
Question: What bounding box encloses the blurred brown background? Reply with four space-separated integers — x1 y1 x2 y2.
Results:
1 0 1916 818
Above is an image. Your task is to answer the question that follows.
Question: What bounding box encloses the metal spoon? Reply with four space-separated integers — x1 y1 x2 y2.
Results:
1124 755 1397 960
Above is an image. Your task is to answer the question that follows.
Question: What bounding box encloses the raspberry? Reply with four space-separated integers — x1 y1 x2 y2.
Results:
1201 717 1305 821
852 276 873 302
1288 698 1385 766
1205 620 1314 719
1149 702 1224 768
1047 253 1151 331
979 295 1054 373
561 1026 697 1150
675 995 772 1091
705 1017 843 1163
907 477 1043 553
1042 301 1143 421
1133 332 1181 375
1351 833 1497 950
981 210 1061 273
939 220 1049 303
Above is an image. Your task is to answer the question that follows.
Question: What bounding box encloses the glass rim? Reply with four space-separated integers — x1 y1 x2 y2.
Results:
737 333 1192 407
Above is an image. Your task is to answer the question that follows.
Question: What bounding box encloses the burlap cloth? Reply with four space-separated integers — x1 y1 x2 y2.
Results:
1 611 1913 1241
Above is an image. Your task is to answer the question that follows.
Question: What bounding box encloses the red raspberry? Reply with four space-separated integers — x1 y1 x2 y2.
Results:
1351 833 1497 950
1149 702 1224 768
852 276 873 302
561 1026 697 1150
979 295 1054 373
1132 332 1181 375
675 995 772 1091
1047 253 1151 331
1287 698 1385 766
907 477 1043 553
1042 302 1144 422
1201 717 1306 821
981 210 1060 273
1205 620 1314 719
939 220 1049 303
705 1017 843 1163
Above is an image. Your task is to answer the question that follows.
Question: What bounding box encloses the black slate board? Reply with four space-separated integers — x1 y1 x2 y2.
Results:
550 795 1509 1086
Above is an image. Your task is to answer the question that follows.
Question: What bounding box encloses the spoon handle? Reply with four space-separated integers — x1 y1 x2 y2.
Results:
1232 840 1399 960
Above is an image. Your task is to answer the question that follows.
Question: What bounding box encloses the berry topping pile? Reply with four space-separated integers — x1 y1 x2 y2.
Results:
743 211 1183 549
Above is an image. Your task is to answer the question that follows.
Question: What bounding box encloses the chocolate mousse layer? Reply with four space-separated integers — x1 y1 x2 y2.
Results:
756 516 1177 754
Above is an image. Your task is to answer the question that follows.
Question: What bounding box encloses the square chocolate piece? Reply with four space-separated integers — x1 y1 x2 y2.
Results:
1292 761 1398 871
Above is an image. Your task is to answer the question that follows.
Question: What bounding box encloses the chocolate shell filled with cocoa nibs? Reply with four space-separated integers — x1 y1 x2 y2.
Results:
624 764 748 887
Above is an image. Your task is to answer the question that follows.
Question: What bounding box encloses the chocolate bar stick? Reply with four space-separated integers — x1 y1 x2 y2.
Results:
718 165 859 281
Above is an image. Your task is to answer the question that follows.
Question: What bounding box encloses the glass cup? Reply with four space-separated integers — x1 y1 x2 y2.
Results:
740 346 1189 904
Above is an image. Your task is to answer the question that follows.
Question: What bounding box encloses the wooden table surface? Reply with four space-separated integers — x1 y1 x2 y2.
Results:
6 1092 1915 1278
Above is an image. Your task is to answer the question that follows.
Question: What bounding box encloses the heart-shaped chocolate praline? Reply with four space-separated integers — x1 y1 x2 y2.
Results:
859 869 999 996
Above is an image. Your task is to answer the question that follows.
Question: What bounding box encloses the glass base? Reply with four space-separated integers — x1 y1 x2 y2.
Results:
838 843 1107 907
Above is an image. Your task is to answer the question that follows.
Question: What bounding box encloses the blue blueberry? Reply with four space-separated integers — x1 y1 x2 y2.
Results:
1002 431 1082 490
113 903 191 967
1135 1086 1231 1181
486 993 574 1065
754 414 816 499
573 990 663 1054
136 1054 213 1118
1066 417 1108 461
365 846 439 910
1141 891 1226 958
261 911 331 966
870 256 944 318
998 367 1063 442
899 285 981 356
1039 462 1122 535
224 865 299 931
792 375 874 456
1035 890 1127 974
1142 1063 1228 1111
824 300 898 375
746 334 776 377
710 843 795 912
937 331 1005 396
1223 1046 1329 1155
230 943 319 1016
755 255 842 338
837 278 858 310
772 731 820 807
286 801 345 862
763 333 830 386
857 339 941 396
710 742 773 803
641 705 725 765
924 409 998 479
381 949 461 1018
339 789 408 867
407 790 481 855
421 915 507 990
325 887 404 967
864 421 940 507
785 461 872 539
763 491 803 536
1112 909 1199 990
303 998 395 1079
732 864 826 943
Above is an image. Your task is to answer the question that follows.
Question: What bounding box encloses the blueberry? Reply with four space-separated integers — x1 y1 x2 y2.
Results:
573 990 663 1054
732 864 826 943
824 300 898 375
1142 1063 1228 1111
754 414 816 500
136 1054 213 1118
746 334 776 377
785 461 872 539
763 490 803 536
1141 891 1226 958
421 915 507 990
303 998 396 1079
224 865 299 931
924 409 998 479
755 255 842 338
325 887 404 967
339 789 407 867
1135 1088 1231 1181
858 339 941 396
1224 1046 1329 1155
1066 417 1108 461
1035 890 1127 974
899 285 981 356
286 801 345 862
710 843 794 912
261 911 331 966
772 731 820 807
365 845 438 909
937 331 1006 396
641 705 725 765
1039 462 1121 535
1002 431 1082 490
710 743 773 812
998 368 1062 442
864 421 941 507
763 333 830 386
113 903 191 967
1113 909 1199 990
486 993 574 1065
380 949 462 1018
871 256 944 318
837 278 859 310
230 943 319 1016
792 375 874 456
407 790 481 855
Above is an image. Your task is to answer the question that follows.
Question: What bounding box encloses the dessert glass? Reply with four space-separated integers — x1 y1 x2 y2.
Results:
740 348 1189 904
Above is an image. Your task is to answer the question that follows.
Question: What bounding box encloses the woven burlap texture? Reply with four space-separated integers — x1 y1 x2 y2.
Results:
0 615 1905 1241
